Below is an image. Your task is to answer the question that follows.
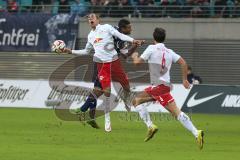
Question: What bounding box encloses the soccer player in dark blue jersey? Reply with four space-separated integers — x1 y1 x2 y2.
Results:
79 19 139 130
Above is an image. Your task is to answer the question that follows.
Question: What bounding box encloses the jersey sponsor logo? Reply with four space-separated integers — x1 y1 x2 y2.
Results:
221 95 240 107
99 76 104 81
104 42 115 52
94 38 103 44
187 92 223 107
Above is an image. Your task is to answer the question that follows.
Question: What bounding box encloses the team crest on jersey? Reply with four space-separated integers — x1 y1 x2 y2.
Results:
99 76 104 80
94 38 103 43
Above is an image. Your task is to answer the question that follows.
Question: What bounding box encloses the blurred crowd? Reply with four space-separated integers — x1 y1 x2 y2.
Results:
0 0 240 18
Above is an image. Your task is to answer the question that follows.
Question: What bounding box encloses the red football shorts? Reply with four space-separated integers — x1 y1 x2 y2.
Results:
96 59 129 90
144 84 174 107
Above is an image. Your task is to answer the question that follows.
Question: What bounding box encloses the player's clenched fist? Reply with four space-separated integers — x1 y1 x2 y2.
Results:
133 40 145 47
63 48 72 54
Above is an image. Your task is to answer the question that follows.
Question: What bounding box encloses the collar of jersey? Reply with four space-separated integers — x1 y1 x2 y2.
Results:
93 24 101 31
156 43 165 47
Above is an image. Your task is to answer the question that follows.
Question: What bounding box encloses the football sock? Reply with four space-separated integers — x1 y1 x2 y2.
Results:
80 95 97 112
104 95 111 124
177 112 198 138
105 112 111 124
136 105 153 128
89 108 96 120
103 95 110 112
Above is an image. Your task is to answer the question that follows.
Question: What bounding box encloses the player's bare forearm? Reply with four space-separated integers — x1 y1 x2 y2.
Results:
126 44 138 57
177 57 190 89
120 44 138 59
131 52 144 65
133 57 142 65
177 57 187 80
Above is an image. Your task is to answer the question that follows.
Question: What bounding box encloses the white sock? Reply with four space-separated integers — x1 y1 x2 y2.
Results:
136 105 153 128
105 112 110 123
177 112 198 138
104 95 110 113
104 96 111 124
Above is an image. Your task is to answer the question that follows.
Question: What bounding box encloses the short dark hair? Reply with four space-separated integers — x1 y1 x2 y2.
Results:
153 27 166 43
118 19 130 29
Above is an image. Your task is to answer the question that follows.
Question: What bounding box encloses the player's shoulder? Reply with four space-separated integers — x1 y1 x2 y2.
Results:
87 32 93 39
146 44 156 50
88 28 95 36
166 48 177 55
166 48 181 59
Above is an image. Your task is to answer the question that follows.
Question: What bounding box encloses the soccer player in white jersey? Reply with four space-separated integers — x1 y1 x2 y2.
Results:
76 19 139 130
131 27 204 149
63 13 143 132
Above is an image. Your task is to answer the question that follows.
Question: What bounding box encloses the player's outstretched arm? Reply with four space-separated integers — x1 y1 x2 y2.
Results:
109 25 134 42
132 40 145 47
120 44 138 59
120 40 145 59
109 24 145 45
177 57 191 89
61 48 90 55
62 42 93 55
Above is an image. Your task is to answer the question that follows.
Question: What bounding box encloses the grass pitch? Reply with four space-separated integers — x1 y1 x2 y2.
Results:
0 108 240 160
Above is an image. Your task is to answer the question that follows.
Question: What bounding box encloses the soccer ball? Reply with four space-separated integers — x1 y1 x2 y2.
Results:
51 40 66 53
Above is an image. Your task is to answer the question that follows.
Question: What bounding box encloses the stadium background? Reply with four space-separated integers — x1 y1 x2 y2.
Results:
0 18 240 84
0 1 240 160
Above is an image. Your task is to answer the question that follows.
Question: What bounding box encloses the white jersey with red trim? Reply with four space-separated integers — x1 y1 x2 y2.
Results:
72 24 134 62
140 43 181 85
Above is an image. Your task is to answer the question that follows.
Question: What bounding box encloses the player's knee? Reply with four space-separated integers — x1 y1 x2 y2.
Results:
166 101 180 118
102 88 111 97
172 112 178 119
132 98 139 107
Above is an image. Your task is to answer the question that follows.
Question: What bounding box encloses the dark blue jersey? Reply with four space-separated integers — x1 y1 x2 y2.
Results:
113 26 129 55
